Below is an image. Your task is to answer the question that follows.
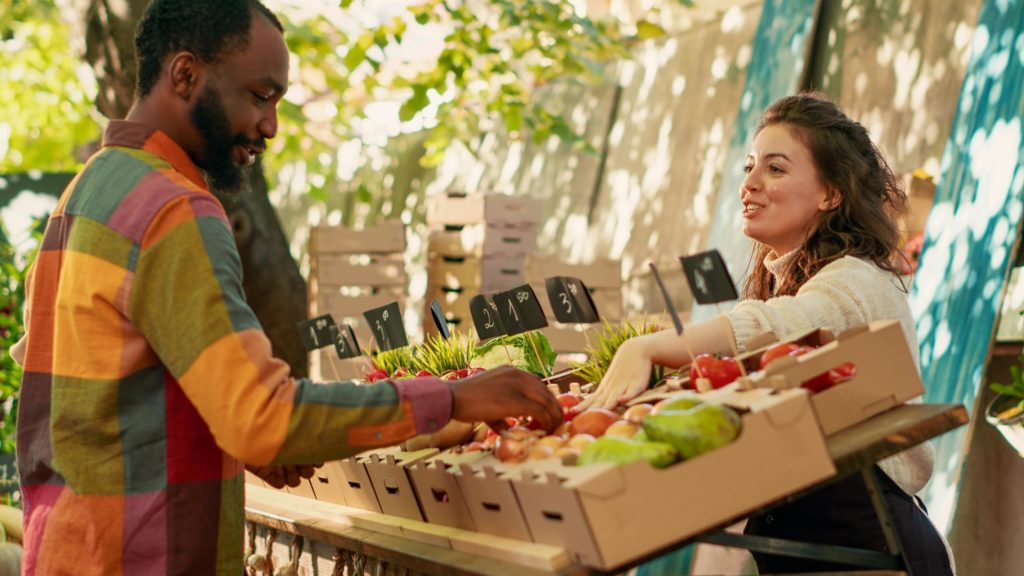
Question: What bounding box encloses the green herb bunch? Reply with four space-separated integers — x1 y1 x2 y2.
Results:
412 332 476 376
371 346 416 376
990 353 1024 414
573 318 663 386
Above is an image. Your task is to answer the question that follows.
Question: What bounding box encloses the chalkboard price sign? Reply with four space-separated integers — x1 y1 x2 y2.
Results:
429 299 452 340
332 323 362 359
362 302 409 351
297 313 336 351
679 249 738 304
544 276 600 324
493 284 549 335
469 293 506 341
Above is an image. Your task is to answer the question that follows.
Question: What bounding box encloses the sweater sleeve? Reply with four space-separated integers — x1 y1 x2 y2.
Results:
723 257 884 350
128 194 451 465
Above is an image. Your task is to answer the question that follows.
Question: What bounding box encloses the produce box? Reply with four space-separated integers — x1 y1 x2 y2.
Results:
427 254 525 292
427 193 542 226
408 450 492 531
452 457 536 542
741 320 924 435
311 461 350 506
323 448 403 514
428 224 538 258
508 389 833 570
525 256 622 290
363 448 439 521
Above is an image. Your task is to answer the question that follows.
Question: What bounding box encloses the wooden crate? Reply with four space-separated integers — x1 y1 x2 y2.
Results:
428 224 538 258
309 223 407 381
530 283 623 323
426 193 542 226
525 256 622 290
426 254 526 293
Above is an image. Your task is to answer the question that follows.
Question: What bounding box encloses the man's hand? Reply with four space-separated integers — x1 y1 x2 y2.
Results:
246 463 321 489
449 365 562 433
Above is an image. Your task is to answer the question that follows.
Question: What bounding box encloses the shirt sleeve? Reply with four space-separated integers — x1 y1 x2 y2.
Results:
128 193 451 465
723 257 885 350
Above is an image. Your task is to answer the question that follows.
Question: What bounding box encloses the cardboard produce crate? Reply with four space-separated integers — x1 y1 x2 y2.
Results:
427 193 542 226
317 448 405 514
363 449 439 521
408 450 492 531
428 224 538 258
507 388 834 570
740 320 924 435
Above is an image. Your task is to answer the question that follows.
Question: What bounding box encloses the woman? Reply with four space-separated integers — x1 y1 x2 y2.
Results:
581 93 954 574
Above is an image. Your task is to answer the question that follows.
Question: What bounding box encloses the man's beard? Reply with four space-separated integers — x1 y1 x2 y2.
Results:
189 84 259 195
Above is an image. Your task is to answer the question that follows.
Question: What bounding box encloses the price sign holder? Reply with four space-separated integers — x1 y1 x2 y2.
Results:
297 313 336 351
430 299 452 340
544 276 600 324
469 293 506 341
493 284 549 335
493 285 551 376
679 249 739 305
676 250 747 379
648 262 707 382
332 323 362 360
363 302 409 352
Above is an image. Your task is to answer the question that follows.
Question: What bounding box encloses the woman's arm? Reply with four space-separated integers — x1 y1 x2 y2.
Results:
579 315 736 410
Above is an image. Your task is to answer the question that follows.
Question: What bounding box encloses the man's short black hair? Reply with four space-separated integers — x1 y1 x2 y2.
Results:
134 0 283 99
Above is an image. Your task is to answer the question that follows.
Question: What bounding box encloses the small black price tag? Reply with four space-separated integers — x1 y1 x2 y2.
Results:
493 284 549 335
0 453 17 495
430 299 451 340
648 262 684 335
362 302 409 351
469 293 506 340
545 276 600 324
297 313 336 351
679 249 739 304
332 323 362 359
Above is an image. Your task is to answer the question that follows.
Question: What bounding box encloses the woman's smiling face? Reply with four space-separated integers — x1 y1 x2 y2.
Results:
740 124 834 256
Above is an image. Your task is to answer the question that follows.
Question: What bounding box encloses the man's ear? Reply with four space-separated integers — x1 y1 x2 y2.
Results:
168 52 203 102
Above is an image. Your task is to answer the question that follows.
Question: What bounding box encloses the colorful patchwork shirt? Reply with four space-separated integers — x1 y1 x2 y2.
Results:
15 120 452 575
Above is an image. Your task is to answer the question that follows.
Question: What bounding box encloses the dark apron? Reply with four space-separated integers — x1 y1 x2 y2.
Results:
744 466 954 574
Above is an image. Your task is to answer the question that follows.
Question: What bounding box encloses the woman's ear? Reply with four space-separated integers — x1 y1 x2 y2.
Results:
820 188 842 211
168 52 202 102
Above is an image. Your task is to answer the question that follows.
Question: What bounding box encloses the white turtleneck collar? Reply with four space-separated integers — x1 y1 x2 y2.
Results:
763 248 801 280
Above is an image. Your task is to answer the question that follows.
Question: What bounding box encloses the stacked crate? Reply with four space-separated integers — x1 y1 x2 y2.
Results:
308 221 407 379
525 255 624 356
424 193 542 335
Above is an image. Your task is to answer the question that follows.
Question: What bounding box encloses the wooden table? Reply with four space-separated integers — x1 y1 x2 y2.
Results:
245 403 967 576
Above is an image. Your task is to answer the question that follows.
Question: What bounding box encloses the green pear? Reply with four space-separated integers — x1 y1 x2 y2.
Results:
641 403 742 459
576 436 679 468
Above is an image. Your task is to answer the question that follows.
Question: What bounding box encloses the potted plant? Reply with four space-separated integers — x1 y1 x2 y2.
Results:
986 354 1024 455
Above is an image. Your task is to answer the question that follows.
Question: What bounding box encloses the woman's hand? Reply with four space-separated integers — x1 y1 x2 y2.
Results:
576 336 656 411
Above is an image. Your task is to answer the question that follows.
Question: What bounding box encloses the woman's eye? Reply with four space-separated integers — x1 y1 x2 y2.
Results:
768 164 784 174
743 164 753 174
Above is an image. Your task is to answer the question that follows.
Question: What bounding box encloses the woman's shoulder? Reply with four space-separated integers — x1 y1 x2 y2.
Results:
808 255 906 291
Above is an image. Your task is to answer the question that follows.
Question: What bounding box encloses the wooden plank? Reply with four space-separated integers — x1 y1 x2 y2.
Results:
828 404 968 478
525 256 622 289
316 255 407 287
427 194 543 226
310 222 406 255
245 486 578 575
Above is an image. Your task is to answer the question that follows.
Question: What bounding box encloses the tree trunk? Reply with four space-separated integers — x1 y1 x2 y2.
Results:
61 0 310 376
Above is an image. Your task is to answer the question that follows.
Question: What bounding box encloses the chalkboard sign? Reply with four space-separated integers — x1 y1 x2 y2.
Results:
545 276 600 324
0 453 17 495
648 262 684 335
680 249 738 304
297 313 336 351
493 284 549 335
469 293 506 340
332 323 362 359
363 302 409 351
429 299 452 340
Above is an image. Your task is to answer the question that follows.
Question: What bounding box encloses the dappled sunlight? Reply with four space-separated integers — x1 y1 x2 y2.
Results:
909 0 1024 531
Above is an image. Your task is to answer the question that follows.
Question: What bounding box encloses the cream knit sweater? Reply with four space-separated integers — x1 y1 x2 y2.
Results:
723 251 935 496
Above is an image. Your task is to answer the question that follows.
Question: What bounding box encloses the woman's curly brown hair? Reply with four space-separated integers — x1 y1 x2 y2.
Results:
744 93 908 299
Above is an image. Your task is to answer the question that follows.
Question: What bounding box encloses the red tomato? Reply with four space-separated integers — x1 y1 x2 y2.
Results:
689 354 742 389
802 362 857 393
759 342 802 369
364 368 389 382
415 370 433 378
556 393 583 410
392 367 410 378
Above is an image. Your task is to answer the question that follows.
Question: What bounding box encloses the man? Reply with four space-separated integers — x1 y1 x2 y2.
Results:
10 1 561 573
